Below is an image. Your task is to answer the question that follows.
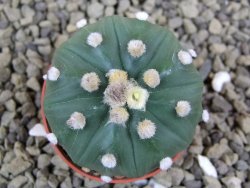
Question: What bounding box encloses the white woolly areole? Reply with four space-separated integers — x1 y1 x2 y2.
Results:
46 133 58 145
109 107 129 125
126 86 149 110
47 67 60 81
135 11 149 21
66 112 86 129
188 49 197 58
106 69 128 83
104 82 127 108
143 69 160 88
101 176 112 183
159 157 173 170
127 40 146 58
197 155 218 178
81 72 101 92
137 119 156 139
101 153 117 168
29 123 47 137
212 71 231 92
76 18 87 28
87 32 103 47
178 50 193 65
175 100 191 117
202 109 209 123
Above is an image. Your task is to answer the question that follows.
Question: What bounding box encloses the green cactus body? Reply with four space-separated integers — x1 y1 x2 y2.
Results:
44 16 203 178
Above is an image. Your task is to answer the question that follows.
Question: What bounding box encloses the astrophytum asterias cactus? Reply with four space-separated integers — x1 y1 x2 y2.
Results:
44 16 203 178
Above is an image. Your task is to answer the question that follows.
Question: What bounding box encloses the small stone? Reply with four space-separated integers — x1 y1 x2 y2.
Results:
61 177 72 188
37 154 51 169
209 19 222 34
5 99 16 112
235 75 250 89
179 1 199 18
117 0 130 13
169 17 183 29
1 111 16 126
48 174 59 188
212 95 232 112
207 140 231 159
238 55 250 66
210 43 227 54
51 155 69 170
222 177 241 188
203 176 221 188
87 2 104 18
154 171 172 187
169 168 185 186
84 178 104 187
12 59 26 74
26 77 41 91
235 160 248 171
105 6 115 16
184 180 202 188
0 67 11 82
0 157 32 176
8 175 28 188
183 19 197 34
101 0 117 6
0 52 11 68
3 7 21 22
0 90 13 104
143 0 156 13
237 115 250 134
38 45 52 56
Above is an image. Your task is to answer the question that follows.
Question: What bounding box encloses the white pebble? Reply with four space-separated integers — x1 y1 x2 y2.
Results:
197 155 218 178
47 67 60 81
202 109 209 123
101 176 112 183
188 49 197 58
178 50 193 65
46 133 58 145
87 32 103 48
135 11 149 21
101 153 117 168
43 74 47 80
29 123 47 137
127 40 146 58
159 157 173 170
212 71 231 92
76 18 87 28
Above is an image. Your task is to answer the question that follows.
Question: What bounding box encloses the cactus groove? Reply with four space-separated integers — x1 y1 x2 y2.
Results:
44 16 203 178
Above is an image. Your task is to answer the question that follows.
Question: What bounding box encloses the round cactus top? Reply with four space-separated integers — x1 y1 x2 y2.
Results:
44 16 203 179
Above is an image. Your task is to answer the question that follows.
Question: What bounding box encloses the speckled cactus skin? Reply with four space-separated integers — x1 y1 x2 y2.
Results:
44 16 203 178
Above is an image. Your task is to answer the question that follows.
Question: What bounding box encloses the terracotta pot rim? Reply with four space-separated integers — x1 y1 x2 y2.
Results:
40 80 184 184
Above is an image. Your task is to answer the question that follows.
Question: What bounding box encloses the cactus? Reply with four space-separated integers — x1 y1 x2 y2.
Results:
43 16 203 179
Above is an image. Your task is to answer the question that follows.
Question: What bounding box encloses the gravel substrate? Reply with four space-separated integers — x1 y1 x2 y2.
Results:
0 0 250 187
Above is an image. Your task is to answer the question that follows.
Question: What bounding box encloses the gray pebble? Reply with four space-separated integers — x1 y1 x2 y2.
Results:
37 154 51 169
184 180 202 188
87 2 104 19
51 155 69 170
203 176 221 188
169 17 183 29
8 175 28 188
0 90 13 104
235 160 248 171
0 68 11 83
179 1 199 18
212 95 232 112
26 77 40 92
209 19 223 34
